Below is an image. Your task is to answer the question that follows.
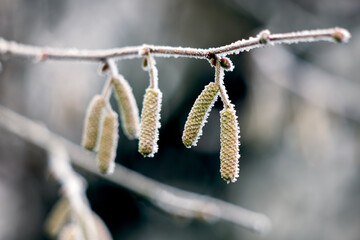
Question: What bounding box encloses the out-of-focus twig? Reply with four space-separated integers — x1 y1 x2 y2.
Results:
0 105 271 233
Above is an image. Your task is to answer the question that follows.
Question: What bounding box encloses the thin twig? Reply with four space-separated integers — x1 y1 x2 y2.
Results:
0 28 350 62
215 59 231 108
0 105 271 233
48 144 99 240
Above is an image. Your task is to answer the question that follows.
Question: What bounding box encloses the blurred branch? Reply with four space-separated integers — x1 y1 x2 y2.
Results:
48 143 99 239
0 28 349 62
0 105 271 233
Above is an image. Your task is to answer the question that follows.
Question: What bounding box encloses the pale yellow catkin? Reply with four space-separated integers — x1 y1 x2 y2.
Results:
97 111 119 174
220 105 240 183
112 76 140 140
182 82 219 148
58 223 84 240
81 95 105 151
44 197 71 238
92 213 112 240
138 88 162 157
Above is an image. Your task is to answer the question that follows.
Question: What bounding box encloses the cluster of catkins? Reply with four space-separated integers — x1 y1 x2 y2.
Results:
45 197 112 240
81 54 240 183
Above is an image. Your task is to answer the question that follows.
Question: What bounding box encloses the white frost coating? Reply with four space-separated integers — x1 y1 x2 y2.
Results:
215 61 231 108
150 89 162 157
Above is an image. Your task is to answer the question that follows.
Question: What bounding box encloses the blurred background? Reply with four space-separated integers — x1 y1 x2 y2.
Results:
0 0 359 239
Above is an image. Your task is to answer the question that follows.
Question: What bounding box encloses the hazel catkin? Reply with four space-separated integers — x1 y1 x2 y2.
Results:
182 82 219 148
220 105 240 183
44 197 71 238
112 76 140 140
81 95 105 151
138 88 162 157
58 224 84 240
97 111 119 174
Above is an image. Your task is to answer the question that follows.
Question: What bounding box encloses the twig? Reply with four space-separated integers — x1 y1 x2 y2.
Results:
215 58 231 108
0 28 350 62
0 105 271 233
48 144 99 240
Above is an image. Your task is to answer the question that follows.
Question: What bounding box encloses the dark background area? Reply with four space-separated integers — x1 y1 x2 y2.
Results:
0 0 359 239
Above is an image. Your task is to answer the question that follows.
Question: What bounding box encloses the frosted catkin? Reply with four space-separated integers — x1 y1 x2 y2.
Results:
220 105 240 183
81 95 105 151
112 76 140 139
97 111 119 174
182 82 219 148
138 88 162 157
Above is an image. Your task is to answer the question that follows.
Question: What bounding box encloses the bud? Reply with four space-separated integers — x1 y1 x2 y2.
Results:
220 105 240 183
82 95 105 151
182 82 219 148
258 29 271 44
332 27 351 43
112 76 140 139
142 57 148 70
98 62 109 75
219 57 234 71
97 111 119 174
45 197 71 238
138 88 162 157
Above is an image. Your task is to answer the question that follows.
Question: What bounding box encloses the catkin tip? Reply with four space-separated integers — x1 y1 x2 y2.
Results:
182 82 219 148
58 224 83 240
220 105 240 183
97 111 119 174
81 95 105 151
138 88 162 157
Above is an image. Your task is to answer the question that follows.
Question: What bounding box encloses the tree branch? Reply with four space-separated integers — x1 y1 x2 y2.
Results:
0 105 271 233
0 28 350 62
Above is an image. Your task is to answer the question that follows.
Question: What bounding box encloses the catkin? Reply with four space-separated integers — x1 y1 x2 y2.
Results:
112 76 140 139
220 105 240 183
58 224 84 240
182 82 219 148
45 197 71 238
138 88 162 157
81 95 105 151
97 111 119 174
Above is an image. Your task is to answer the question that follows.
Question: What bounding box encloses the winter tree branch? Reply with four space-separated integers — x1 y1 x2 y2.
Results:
0 28 350 62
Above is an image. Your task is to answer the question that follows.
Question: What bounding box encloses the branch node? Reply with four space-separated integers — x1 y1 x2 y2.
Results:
258 29 271 45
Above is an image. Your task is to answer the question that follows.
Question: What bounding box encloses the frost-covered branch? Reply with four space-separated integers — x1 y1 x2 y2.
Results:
0 28 350 62
0 105 271 233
